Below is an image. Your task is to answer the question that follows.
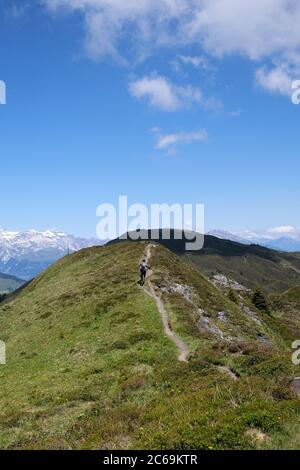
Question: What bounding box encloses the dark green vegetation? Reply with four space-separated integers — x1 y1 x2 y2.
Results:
252 288 270 313
0 272 24 296
186 238 300 294
268 287 300 344
0 240 300 449
110 230 300 294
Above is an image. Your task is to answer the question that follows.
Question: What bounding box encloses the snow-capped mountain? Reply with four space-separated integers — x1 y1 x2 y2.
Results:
207 226 300 252
0 228 101 280
207 230 252 245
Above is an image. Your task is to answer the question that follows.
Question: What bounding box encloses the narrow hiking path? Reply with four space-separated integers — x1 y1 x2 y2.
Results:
141 244 189 363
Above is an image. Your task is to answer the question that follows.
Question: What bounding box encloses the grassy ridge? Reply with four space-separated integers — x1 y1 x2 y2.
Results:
109 231 300 293
0 243 179 448
0 242 300 449
171 235 300 294
134 244 300 449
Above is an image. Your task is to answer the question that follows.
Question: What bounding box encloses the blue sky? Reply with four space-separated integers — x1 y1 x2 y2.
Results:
0 0 300 238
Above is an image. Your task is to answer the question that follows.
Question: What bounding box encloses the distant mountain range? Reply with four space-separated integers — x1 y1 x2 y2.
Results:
0 272 24 294
0 228 100 280
1 225 299 283
207 227 300 252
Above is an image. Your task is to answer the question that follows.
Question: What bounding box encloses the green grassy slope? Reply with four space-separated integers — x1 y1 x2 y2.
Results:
109 231 300 293
272 286 300 307
0 273 24 295
266 287 300 344
0 241 300 449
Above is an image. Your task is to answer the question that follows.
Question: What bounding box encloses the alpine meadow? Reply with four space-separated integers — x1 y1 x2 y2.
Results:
1 0 300 461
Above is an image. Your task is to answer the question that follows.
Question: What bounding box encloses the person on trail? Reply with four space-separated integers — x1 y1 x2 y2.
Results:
139 259 150 286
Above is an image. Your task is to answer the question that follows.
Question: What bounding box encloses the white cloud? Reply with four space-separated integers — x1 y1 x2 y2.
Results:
44 1 300 61
172 55 212 71
44 0 187 60
267 226 300 237
128 75 202 111
128 76 180 112
44 0 300 97
154 129 208 150
255 63 295 96
187 0 300 61
178 55 209 69
203 96 223 114
238 226 300 241
149 126 161 134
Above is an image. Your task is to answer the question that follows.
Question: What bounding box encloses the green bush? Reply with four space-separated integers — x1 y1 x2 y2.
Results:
252 287 270 313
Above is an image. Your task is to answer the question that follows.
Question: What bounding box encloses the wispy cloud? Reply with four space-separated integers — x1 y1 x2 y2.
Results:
152 128 208 151
235 226 300 242
128 75 202 112
5 1 31 20
171 55 213 72
43 1 300 60
255 63 295 96
44 0 187 61
266 226 300 238
229 109 242 117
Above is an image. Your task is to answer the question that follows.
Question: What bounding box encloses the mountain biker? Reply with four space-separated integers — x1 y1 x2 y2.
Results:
139 259 150 286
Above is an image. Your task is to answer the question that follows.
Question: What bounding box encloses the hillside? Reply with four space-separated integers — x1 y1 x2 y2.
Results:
0 272 24 295
1 241 300 449
109 230 300 293
186 236 300 294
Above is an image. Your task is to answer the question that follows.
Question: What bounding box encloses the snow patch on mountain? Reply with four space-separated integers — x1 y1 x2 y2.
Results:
0 228 101 280
207 230 252 245
207 226 300 252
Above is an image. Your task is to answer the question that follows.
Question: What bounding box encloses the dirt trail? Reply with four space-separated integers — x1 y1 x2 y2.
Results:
141 244 189 363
